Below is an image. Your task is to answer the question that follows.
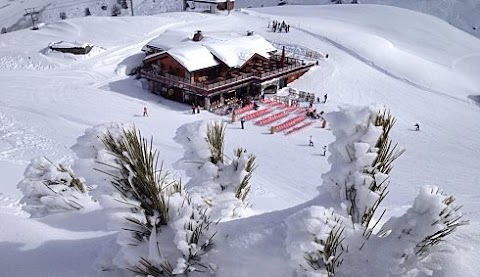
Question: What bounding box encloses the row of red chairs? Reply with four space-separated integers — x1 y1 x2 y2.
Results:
273 115 306 132
285 121 314 135
266 101 283 107
296 107 311 114
285 106 298 112
234 104 254 115
255 110 289 126
244 108 272 121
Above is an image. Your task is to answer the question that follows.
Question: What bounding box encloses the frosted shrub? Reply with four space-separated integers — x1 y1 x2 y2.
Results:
286 207 345 277
176 120 257 220
321 107 404 227
100 126 216 276
377 185 469 272
286 106 467 276
18 156 97 217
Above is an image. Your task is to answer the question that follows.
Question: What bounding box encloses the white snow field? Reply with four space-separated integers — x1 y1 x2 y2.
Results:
1 4 480 276
2 0 479 40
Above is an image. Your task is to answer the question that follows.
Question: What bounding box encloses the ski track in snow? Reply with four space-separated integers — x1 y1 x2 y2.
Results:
0 112 70 164
292 26 472 105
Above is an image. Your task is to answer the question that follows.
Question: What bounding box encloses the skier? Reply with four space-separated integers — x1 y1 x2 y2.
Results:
143 106 148 117
414 123 420 131
241 117 246 129
309 135 314 147
192 104 196 114
322 145 327 156
323 94 328 103
196 105 200 114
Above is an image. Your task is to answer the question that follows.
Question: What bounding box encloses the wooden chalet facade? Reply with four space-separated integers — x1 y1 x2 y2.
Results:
140 32 315 110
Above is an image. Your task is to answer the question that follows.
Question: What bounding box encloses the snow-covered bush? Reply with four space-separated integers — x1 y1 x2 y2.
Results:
100 126 216 275
71 122 130 199
18 156 97 217
321 107 404 227
175 120 257 220
376 185 469 273
286 106 467 276
286 206 345 277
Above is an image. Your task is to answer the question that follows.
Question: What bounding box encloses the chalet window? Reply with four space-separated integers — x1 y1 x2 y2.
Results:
152 64 160 74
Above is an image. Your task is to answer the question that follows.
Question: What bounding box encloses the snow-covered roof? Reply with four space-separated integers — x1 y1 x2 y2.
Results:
167 44 219 72
203 35 276 68
145 31 277 69
144 31 191 52
49 41 92 48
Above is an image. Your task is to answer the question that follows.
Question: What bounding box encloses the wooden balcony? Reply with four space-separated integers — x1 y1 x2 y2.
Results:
140 60 315 96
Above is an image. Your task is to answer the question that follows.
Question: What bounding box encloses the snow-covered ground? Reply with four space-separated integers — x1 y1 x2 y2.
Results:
1 0 479 40
0 4 479 276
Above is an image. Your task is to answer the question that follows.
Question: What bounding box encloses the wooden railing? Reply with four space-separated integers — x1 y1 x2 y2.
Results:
140 62 314 95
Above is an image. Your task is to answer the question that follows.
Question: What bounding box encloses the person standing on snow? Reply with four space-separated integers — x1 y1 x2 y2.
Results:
414 123 420 131
322 145 327 156
323 94 328 103
309 135 314 147
143 106 148 117
241 117 246 129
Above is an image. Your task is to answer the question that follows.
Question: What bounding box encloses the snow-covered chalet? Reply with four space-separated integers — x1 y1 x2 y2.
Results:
185 0 235 13
140 30 315 110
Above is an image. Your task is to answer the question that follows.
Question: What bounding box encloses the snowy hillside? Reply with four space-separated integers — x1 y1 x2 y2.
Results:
1 0 479 40
1 4 480 277
0 0 183 32
236 0 480 39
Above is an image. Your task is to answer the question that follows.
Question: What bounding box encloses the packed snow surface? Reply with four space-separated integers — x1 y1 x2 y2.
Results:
0 4 479 277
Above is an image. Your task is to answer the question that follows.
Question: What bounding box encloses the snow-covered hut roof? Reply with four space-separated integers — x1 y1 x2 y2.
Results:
167 44 219 72
144 31 276 69
49 41 93 48
202 34 276 68
143 31 191 52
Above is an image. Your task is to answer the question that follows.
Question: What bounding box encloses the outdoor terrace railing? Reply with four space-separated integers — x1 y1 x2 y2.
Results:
140 62 314 94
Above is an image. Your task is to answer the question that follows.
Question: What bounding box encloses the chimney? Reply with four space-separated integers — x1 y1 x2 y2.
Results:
193 30 203 42
280 46 286 67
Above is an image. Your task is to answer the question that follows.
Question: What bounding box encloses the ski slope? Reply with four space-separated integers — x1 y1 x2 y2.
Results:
0 4 479 276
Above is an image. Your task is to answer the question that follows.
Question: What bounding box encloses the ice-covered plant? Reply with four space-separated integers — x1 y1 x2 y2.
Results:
174 121 258 220
305 214 345 276
286 206 346 277
322 107 404 227
233 148 257 203
206 121 225 164
377 185 469 271
17 156 96 217
100 126 215 276
287 106 467 276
